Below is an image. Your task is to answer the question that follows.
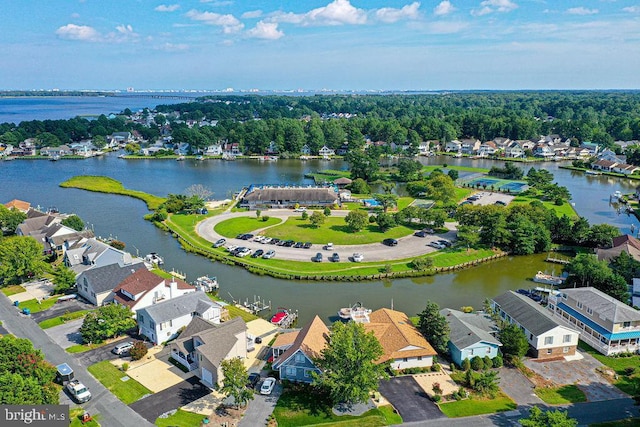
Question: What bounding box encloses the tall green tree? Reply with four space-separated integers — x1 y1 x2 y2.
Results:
80 304 136 344
220 358 254 409
52 264 76 294
309 211 326 228
498 323 529 360
0 205 26 235
373 193 398 213
417 301 450 355
314 321 387 405
0 236 49 284
61 214 84 231
425 173 456 204
520 406 577 427
346 150 379 182
345 211 368 232
396 159 422 181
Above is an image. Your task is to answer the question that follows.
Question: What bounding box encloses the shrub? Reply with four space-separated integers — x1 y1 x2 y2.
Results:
262 215 270 222
460 306 474 313
129 341 148 361
411 256 434 270
492 355 503 368
384 264 392 273
624 366 636 376
432 382 442 395
432 394 442 403
483 356 492 370
471 356 484 371
323 206 331 216
121 362 129 371
301 211 309 220
462 358 471 371
432 363 441 372
109 240 126 250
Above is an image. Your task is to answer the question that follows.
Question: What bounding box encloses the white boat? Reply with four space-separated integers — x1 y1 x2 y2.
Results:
176 155 186 161
533 271 564 286
338 302 372 323
611 191 622 201
585 170 601 176
144 252 164 265
192 276 219 292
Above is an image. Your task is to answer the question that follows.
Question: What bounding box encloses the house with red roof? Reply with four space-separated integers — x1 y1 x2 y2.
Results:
113 269 195 313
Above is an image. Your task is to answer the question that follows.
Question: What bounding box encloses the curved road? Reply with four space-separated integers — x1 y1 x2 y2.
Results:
196 209 459 263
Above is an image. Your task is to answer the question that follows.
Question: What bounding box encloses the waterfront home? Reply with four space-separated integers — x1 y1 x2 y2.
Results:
445 140 462 153
592 159 640 175
113 269 195 314
336 143 350 156
505 142 525 158
70 141 97 157
76 261 147 306
272 316 329 384
108 132 133 146
137 291 227 345
460 139 481 155
492 137 511 149
598 148 626 164
40 145 72 158
16 211 91 257
239 184 340 210
440 308 501 367
478 141 498 157
318 146 336 157
364 308 438 370
204 144 223 156
547 287 640 356
533 143 554 158
418 141 430 155
169 317 247 388
580 142 600 156
64 238 142 274
492 291 579 359
300 144 312 155
222 142 242 156
4 199 31 213
595 235 640 263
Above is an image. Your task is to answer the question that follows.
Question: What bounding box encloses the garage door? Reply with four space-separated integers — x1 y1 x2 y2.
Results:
201 368 213 387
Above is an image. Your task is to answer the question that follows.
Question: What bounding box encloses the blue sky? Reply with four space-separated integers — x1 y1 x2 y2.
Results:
2 0 640 90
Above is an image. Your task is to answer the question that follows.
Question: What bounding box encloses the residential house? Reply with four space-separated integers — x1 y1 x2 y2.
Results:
444 140 462 153
460 139 481 155
492 137 511 149
137 291 227 345
16 212 90 257
632 279 640 308
336 143 350 156
364 308 438 370
592 159 617 173
222 142 242 156
266 141 279 155
533 143 554 158
505 142 525 158
478 141 498 157
4 199 31 213
547 287 640 355
70 141 97 157
239 185 340 210
440 308 502 367
113 269 195 313
492 291 579 359
204 144 223 156
300 144 312 155
318 146 336 157
76 261 147 306
595 235 640 263
64 238 142 274
580 142 600 156
39 145 71 158
109 132 133 146
272 316 329 383
598 149 626 164
418 141 431 155
515 139 536 151
175 143 190 156
169 316 247 388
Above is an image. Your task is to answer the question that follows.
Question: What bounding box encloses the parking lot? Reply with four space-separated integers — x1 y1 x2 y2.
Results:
461 191 515 206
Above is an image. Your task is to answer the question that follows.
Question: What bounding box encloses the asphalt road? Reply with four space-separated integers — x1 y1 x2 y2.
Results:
0 293 153 427
378 376 445 423
197 209 459 263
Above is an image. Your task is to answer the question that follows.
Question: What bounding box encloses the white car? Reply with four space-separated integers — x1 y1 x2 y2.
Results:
260 377 276 395
294 207 307 212
226 245 238 253
262 250 276 259
253 236 265 243
429 242 445 249
352 253 364 262
236 247 252 257
262 237 272 244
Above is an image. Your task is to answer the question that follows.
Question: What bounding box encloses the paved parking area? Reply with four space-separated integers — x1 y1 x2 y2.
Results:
44 318 84 349
8 279 54 303
238 383 282 427
31 299 93 322
524 351 628 402
465 191 515 206
498 366 543 406
378 376 445 422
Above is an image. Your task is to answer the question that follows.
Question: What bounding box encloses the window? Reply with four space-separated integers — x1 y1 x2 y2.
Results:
486 347 491 354
403 358 408 362
544 336 554 345
563 347 570 354
577 302 583 309
586 307 593 315
417 356 422 361
139 315 144 323
286 367 295 376
623 322 631 328
563 334 571 343
529 334 533 340
304 370 311 378
295 353 305 363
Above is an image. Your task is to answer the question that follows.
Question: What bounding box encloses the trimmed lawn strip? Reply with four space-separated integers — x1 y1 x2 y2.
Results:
39 310 90 329
17 296 60 313
438 392 516 417
214 216 282 237
207 294 259 322
67 341 111 354
88 361 152 404
534 385 586 404
577 341 640 395
1 285 26 296
60 175 166 210
155 409 208 427
396 197 414 211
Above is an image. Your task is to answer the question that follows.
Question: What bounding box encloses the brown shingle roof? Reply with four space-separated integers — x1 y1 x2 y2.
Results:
113 269 194 308
271 331 299 349
4 199 31 212
364 308 437 363
596 234 640 262
273 316 329 369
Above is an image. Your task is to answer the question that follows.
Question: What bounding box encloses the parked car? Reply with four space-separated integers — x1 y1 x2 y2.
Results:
324 243 333 250
494 200 507 206
66 379 92 403
294 241 304 248
330 253 340 262
294 207 307 212
269 238 280 245
352 253 364 262
247 373 261 389
313 252 323 262
424 228 435 234
252 249 264 258
213 238 226 248
303 242 312 249
262 237 272 244
284 240 295 247
226 245 238 253
112 341 134 355
263 250 276 259
260 377 276 395
437 239 452 247
254 236 265 243
414 230 427 237
236 247 251 257
382 238 398 246
428 241 445 249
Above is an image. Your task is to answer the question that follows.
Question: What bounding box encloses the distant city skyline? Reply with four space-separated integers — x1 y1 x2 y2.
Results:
3 0 640 91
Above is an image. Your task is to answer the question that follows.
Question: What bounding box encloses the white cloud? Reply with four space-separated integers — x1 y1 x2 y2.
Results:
375 2 421 23
185 9 244 33
71 12 80 19
434 1 456 16
426 20 468 33
246 21 284 39
270 0 367 26
157 42 189 51
623 6 640 13
155 4 180 12
567 7 599 15
200 0 233 5
55 24 101 42
471 0 518 16
241 10 263 19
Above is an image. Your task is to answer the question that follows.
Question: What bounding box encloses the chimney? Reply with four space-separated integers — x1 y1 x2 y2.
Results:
169 277 178 298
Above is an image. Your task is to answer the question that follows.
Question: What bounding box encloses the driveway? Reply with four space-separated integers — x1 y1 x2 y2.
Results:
31 299 94 322
129 376 212 423
378 376 445 423
498 366 543 406
75 336 143 366
238 382 282 427
44 318 84 349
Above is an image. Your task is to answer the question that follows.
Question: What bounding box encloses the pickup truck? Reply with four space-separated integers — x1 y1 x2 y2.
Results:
66 379 92 403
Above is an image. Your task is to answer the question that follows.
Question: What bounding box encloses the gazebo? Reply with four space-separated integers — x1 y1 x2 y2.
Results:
334 177 353 188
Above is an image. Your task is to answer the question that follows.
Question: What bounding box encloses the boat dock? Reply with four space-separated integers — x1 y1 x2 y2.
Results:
545 256 570 265
277 310 298 329
228 294 271 314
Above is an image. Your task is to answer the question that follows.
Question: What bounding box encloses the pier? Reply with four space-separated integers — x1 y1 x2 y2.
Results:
545 256 571 265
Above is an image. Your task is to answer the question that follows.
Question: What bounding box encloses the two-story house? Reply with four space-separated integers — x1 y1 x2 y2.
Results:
113 269 195 313
547 287 640 355
169 316 247 388
445 140 462 153
492 291 579 359
460 139 481 155
64 238 142 275
441 308 502 367
137 291 227 345
76 261 147 306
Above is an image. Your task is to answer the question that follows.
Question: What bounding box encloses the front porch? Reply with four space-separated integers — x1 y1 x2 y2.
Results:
170 348 198 371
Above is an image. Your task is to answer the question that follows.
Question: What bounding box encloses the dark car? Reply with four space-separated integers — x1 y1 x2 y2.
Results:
313 252 323 262
251 249 264 258
247 373 261 389
270 238 280 245
303 242 312 249
242 234 254 240
414 230 427 238
284 240 295 247
382 238 398 247
330 253 340 262
294 242 304 248
494 200 507 206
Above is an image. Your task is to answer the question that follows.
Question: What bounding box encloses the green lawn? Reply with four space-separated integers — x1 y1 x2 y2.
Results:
454 187 474 201
214 216 282 237
39 310 90 329
273 385 401 427
1 285 26 296
60 175 166 210
66 341 112 353
155 409 208 427
17 296 60 313
207 294 259 322
438 392 516 417
511 195 578 218
396 197 414 211
534 385 586 404
578 342 640 395
87 361 152 404
423 165 490 174
69 408 101 427
263 216 414 245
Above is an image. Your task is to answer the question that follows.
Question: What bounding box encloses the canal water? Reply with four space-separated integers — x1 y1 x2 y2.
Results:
1 154 638 324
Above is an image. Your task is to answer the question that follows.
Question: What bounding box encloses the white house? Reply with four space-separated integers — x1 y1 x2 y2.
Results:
445 140 462 153
76 261 147 306
460 139 481 155
113 269 195 314
137 291 227 345
492 291 579 359
318 146 335 157
204 144 223 156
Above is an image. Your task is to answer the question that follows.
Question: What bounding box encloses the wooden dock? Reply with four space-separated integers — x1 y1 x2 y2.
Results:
545 256 571 265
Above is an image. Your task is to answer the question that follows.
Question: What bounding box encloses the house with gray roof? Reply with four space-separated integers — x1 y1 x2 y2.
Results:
492 291 579 359
169 317 247 388
76 261 146 306
64 238 141 274
441 308 501 367
239 184 340 210
547 287 640 355
136 291 226 345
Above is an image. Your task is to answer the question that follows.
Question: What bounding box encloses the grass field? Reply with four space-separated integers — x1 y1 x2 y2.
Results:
207 294 259 322
66 341 111 354
69 408 101 427
1 285 26 296
39 310 90 329
534 385 587 404
17 296 60 313
438 392 516 417
511 195 578 217
60 175 166 210
88 361 152 404
155 409 208 427
214 216 282 237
